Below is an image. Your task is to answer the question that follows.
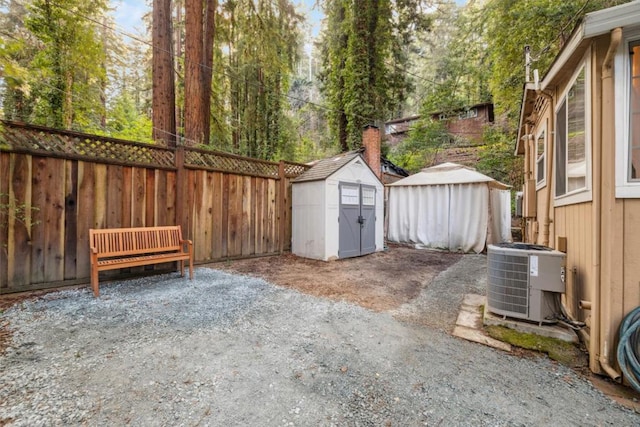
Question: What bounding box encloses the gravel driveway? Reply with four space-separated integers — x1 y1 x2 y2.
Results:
1 255 638 426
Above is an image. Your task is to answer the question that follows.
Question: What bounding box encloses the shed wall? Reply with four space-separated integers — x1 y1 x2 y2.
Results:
292 180 326 260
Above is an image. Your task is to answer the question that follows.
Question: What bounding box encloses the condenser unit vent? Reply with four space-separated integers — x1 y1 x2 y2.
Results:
487 243 566 323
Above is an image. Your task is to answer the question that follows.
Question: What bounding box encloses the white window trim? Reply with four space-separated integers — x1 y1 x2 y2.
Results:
535 123 547 190
554 52 593 208
614 27 640 198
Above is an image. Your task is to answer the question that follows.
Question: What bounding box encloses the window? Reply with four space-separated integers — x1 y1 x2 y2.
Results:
630 41 640 180
615 31 640 197
556 66 589 201
536 128 546 186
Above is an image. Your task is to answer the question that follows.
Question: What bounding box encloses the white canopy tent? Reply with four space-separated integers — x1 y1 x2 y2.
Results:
387 162 512 253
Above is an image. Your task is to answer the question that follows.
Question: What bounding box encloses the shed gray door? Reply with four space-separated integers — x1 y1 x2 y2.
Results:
339 183 376 258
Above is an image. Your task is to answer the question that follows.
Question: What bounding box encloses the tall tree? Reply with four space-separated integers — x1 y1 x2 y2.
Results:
17 0 109 130
219 0 301 159
483 0 631 124
319 0 427 151
152 0 176 146
184 0 217 147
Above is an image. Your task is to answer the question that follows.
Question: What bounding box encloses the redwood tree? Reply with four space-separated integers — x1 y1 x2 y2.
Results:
152 0 176 147
184 0 217 147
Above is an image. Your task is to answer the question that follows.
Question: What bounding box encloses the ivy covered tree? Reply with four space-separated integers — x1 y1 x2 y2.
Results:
319 0 428 151
215 0 302 159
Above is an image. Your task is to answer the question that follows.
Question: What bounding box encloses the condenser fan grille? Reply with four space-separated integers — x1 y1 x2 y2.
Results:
487 253 529 315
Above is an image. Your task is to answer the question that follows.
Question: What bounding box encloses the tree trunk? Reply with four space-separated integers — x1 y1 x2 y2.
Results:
152 0 176 147
201 0 217 146
184 0 204 146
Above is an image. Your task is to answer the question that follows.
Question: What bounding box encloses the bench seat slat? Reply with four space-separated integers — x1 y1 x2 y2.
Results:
96 252 191 270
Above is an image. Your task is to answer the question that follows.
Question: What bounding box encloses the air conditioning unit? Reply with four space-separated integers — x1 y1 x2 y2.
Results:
487 243 566 324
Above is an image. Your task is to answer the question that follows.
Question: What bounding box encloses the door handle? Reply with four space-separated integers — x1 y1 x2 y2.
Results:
357 215 364 224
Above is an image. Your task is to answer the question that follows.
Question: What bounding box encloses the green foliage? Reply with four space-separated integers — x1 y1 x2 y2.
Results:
319 0 423 151
388 118 451 173
106 93 153 143
476 123 523 189
215 0 302 160
482 0 631 125
0 0 109 130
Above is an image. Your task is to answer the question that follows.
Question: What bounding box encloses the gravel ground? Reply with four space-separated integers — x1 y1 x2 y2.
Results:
1 255 638 426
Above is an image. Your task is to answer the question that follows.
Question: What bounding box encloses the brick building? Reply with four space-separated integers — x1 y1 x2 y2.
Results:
384 103 494 167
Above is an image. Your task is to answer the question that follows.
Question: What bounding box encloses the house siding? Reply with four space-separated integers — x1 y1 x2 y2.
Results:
519 25 640 376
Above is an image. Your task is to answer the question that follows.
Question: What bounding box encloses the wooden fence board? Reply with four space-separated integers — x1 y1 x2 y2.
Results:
132 168 146 227
249 176 257 255
227 174 242 257
241 176 252 256
145 168 155 227
221 173 229 257
64 160 78 280
121 167 133 228
30 156 47 283
76 161 94 279
193 170 206 260
165 170 176 226
155 170 167 226
8 153 32 287
43 157 65 282
0 153 10 290
211 172 223 259
254 177 265 254
204 171 214 259
106 165 124 228
93 164 107 229
267 179 276 253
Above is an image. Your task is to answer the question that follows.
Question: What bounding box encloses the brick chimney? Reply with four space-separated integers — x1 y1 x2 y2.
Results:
362 124 381 180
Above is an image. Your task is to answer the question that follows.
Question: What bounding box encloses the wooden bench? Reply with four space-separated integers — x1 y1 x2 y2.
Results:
89 226 193 297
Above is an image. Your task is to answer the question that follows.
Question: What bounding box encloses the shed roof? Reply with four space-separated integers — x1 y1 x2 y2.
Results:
387 162 510 189
293 151 362 183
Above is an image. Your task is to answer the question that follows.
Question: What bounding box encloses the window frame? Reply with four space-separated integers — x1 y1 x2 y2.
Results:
535 123 547 189
554 54 592 207
615 28 640 198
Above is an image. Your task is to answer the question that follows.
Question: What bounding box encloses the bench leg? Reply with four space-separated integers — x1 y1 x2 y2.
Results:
189 260 193 280
91 267 100 297
179 260 184 277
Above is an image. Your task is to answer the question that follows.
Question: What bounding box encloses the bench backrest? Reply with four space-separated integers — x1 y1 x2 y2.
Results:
90 226 184 258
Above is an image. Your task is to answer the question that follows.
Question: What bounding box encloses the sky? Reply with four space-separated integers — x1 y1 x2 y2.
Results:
111 1 467 42
111 1 325 38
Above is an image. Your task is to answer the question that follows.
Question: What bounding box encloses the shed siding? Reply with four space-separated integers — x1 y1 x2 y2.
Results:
292 181 326 260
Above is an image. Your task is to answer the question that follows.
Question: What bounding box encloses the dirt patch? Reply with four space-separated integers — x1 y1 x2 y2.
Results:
212 244 463 312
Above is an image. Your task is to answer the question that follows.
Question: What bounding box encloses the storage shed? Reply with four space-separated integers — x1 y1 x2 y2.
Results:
387 162 511 253
292 151 384 261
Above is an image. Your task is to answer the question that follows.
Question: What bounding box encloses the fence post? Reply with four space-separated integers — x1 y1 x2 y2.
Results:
278 161 286 254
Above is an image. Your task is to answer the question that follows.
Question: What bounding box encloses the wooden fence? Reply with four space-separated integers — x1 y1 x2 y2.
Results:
0 121 309 293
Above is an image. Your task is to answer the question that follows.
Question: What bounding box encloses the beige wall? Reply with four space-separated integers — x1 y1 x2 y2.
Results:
519 20 640 379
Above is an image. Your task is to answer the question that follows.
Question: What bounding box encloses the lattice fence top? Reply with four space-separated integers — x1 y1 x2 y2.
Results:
283 162 310 178
0 121 175 169
0 120 310 177
184 148 280 177
184 147 310 178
